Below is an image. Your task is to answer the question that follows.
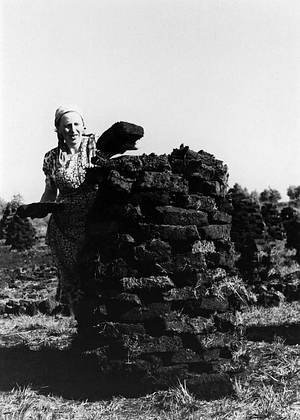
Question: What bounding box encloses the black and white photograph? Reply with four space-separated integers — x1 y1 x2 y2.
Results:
0 1 300 418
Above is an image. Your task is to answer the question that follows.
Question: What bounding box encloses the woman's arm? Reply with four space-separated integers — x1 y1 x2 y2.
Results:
40 176 58 202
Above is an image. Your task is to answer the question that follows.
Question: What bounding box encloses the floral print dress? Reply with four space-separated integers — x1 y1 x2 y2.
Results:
42 136 97 310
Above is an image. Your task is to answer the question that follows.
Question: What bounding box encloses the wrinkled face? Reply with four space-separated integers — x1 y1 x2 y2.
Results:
58 111 85 150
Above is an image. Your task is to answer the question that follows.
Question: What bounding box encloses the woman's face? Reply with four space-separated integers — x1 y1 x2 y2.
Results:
58 111 85 151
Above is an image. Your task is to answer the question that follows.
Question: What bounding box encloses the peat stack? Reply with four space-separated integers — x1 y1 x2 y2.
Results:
229 186 267 282
229 187 300 304
282 206 300 257
73 145 247 397
261 203 285 241
259 203 300 304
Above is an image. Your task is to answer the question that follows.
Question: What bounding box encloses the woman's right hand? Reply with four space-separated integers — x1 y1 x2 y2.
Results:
96 121 144 155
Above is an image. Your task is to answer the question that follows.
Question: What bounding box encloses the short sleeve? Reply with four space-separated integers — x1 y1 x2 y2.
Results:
42 148 57 178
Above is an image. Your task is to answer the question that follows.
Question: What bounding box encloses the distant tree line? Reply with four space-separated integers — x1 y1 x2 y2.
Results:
230 184 300 205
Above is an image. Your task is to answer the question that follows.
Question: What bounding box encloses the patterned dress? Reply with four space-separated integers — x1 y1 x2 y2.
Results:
42 136 97 310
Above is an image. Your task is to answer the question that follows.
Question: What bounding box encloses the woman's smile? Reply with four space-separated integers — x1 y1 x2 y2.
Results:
58 112 85 152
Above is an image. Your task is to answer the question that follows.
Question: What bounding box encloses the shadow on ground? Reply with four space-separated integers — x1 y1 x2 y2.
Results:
0 345 138 400
0 342 234 401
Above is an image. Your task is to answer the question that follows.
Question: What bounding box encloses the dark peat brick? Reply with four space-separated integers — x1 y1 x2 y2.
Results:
185 372 233 399
154 206 208 227
200 225 231 241
120 276 175 292
137 172 188 194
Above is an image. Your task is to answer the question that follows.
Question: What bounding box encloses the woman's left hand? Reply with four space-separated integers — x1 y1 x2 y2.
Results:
17 202 64 219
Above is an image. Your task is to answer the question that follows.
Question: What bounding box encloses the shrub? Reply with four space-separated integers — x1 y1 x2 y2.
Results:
6 214 36 251
259 188 281 204
0 194 24 239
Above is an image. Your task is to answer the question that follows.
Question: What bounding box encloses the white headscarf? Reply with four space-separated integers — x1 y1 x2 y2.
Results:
54 105 85 130
54 105 86 166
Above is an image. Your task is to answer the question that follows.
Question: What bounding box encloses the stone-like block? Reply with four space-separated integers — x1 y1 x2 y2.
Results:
120 276 174 292
38 297 59 315
107 170 134 194
200 225 231 241
206 250 236 270
94 322 146 339
196 332 236 350
245 323 300 345
18 299 39 316
177 296 229 316
161 253 207 287
163 287 199 301
120 303 171 323
161 312 215 334
186 163 215 180
208 210 232 225
185 194 217 212
122 335 183 355
132 191 171 207
137 172 188 194
213 313 236 332
96 121 144 154
137 224 200 243
150 365 189 388
185 373 233 399
170 348 203 364
200 296 229 313
134 239 172 264
154 206 208 227
195 268 227 285
190 178 226 197
106 293 142 317
140 153 171 172
104 258 139 280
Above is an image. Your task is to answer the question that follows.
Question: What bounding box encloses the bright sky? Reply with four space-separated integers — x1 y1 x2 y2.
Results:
1 0 300 202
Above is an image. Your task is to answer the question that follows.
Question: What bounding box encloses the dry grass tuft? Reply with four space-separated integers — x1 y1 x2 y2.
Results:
146 380 197 413
236 301 300 327
0 340 299 419
0 243 300 419
0 313 76 348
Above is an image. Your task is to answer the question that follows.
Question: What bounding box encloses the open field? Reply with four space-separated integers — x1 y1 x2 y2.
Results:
0 241 299 419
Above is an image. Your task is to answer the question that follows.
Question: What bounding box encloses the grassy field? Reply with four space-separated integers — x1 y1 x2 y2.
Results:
0 241 299 419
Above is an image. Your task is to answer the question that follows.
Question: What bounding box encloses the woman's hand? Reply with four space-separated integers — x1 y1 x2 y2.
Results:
96 121 144 155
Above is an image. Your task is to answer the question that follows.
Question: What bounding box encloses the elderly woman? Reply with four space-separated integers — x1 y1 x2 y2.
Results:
41 106 99 312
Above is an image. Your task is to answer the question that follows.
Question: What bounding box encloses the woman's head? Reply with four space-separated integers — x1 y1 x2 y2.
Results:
54 106 85 151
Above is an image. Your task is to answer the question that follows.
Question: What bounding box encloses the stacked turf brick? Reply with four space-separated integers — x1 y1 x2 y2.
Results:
261 203 285 241
229 188 300 304
229 185 267 283
281 206 300 259
73 145 248 397
259 203 300 303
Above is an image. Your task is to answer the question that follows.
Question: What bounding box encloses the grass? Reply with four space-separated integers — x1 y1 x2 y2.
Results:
0 339 299 419
209 275 257 306
0 313 76 349
0 315 299 419
236 301 300 327
0 242 300 419
0 240 53 271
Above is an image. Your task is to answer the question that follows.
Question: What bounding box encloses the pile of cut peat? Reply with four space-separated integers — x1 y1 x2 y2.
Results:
71 145 251 398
